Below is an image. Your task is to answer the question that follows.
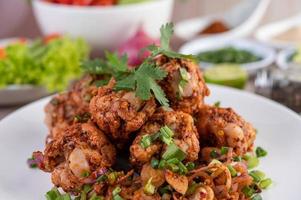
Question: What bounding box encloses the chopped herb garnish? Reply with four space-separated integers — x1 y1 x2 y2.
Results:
249 170 265 183
81 171 90 178
259 178 272 189
227 165 237 177
151 158 159 169
144 177 156 195
185 162 195 171
158 185 172 195
162 143 186 161
214 101 221 107
242 186 255 198
186 181 198 195
112 186 123 200
210 149 219 158
255 147 268 158
140 134 152 149
251 194 263 200
97 174 108 182
159 126 174 145
220 146 229 155
45 187 71 200
178 68 190 97
233 156 242 162
243 155 259 169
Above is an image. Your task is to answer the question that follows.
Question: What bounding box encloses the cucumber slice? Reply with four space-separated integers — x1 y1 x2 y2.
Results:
204 64 248 89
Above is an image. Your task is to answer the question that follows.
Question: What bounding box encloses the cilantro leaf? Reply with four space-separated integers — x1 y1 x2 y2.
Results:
160 23 174 50
116 62 169 106
105 51 128 73
81 59 111 75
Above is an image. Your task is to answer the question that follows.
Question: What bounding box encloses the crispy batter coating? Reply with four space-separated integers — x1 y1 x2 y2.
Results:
155 55 210 114
195 106 256 155
89 79 157 143
34 122 116 193
130 108 200 166
45 74 98 139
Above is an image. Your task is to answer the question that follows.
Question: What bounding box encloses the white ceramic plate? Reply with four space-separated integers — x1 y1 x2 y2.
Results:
0 85 301 200
180 38 276 74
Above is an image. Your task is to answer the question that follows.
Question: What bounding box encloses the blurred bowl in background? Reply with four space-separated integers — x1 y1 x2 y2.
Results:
255 14 301 49
0 38 49 106
175 0 270 41
180 37 276 75
32 0 174 50
0 85 48 106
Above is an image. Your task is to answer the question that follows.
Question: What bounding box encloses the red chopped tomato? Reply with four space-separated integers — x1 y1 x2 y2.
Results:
72 0 94 5
43 33 61 44
0 48 6 59
91 0 116 5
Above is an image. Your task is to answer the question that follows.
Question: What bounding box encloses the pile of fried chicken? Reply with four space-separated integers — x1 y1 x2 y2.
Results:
32 54 257 200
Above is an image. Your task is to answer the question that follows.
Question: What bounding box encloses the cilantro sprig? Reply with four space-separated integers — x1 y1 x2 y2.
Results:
81 23 195 106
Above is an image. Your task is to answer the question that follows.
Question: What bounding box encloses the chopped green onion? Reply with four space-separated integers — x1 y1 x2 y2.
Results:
256 147 268 158
144 177 156 195
220 147 229 155
159 126 174 145
158 160 167 169
89 193 104 200
158 185 172 195
210 149 219 158
83 184 92 193
162 143 186 161
227 165 237 177
259 178 272 189
185 181 198 195
108 172 119 183
242 186 255 198
113 195 123 200
112 186 121 196
243 155 259 169
179 68 190 81
209 159 222 165
249 170 265 182
45 188 61 200
251 194 263 200
97 174 108 182
178 162 188 174
185 162 195 171
166 158 180 164
167 163 179 172
151 158 159 169
81 171 90 178
233 156 242 162
214 101 221 107
140 134 152 149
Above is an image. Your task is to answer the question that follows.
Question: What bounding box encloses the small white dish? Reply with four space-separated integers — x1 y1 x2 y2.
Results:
175 0 270 41
32 0 174 50
255 14 301 48
180 38 276 74
0 38 48 106
276 48 296 70
1 85 301 199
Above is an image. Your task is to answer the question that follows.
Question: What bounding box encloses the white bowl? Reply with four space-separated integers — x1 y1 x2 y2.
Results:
180 37 276 74
175 0 270 41
276 48 298 70
32 0 174 49
255 14 301 49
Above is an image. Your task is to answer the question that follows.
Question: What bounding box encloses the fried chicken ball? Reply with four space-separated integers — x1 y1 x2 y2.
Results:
89 79 157 143
155 55 210 114
33 122 116 193
195 106 256 155
130 108 200 166
45 74 98 139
